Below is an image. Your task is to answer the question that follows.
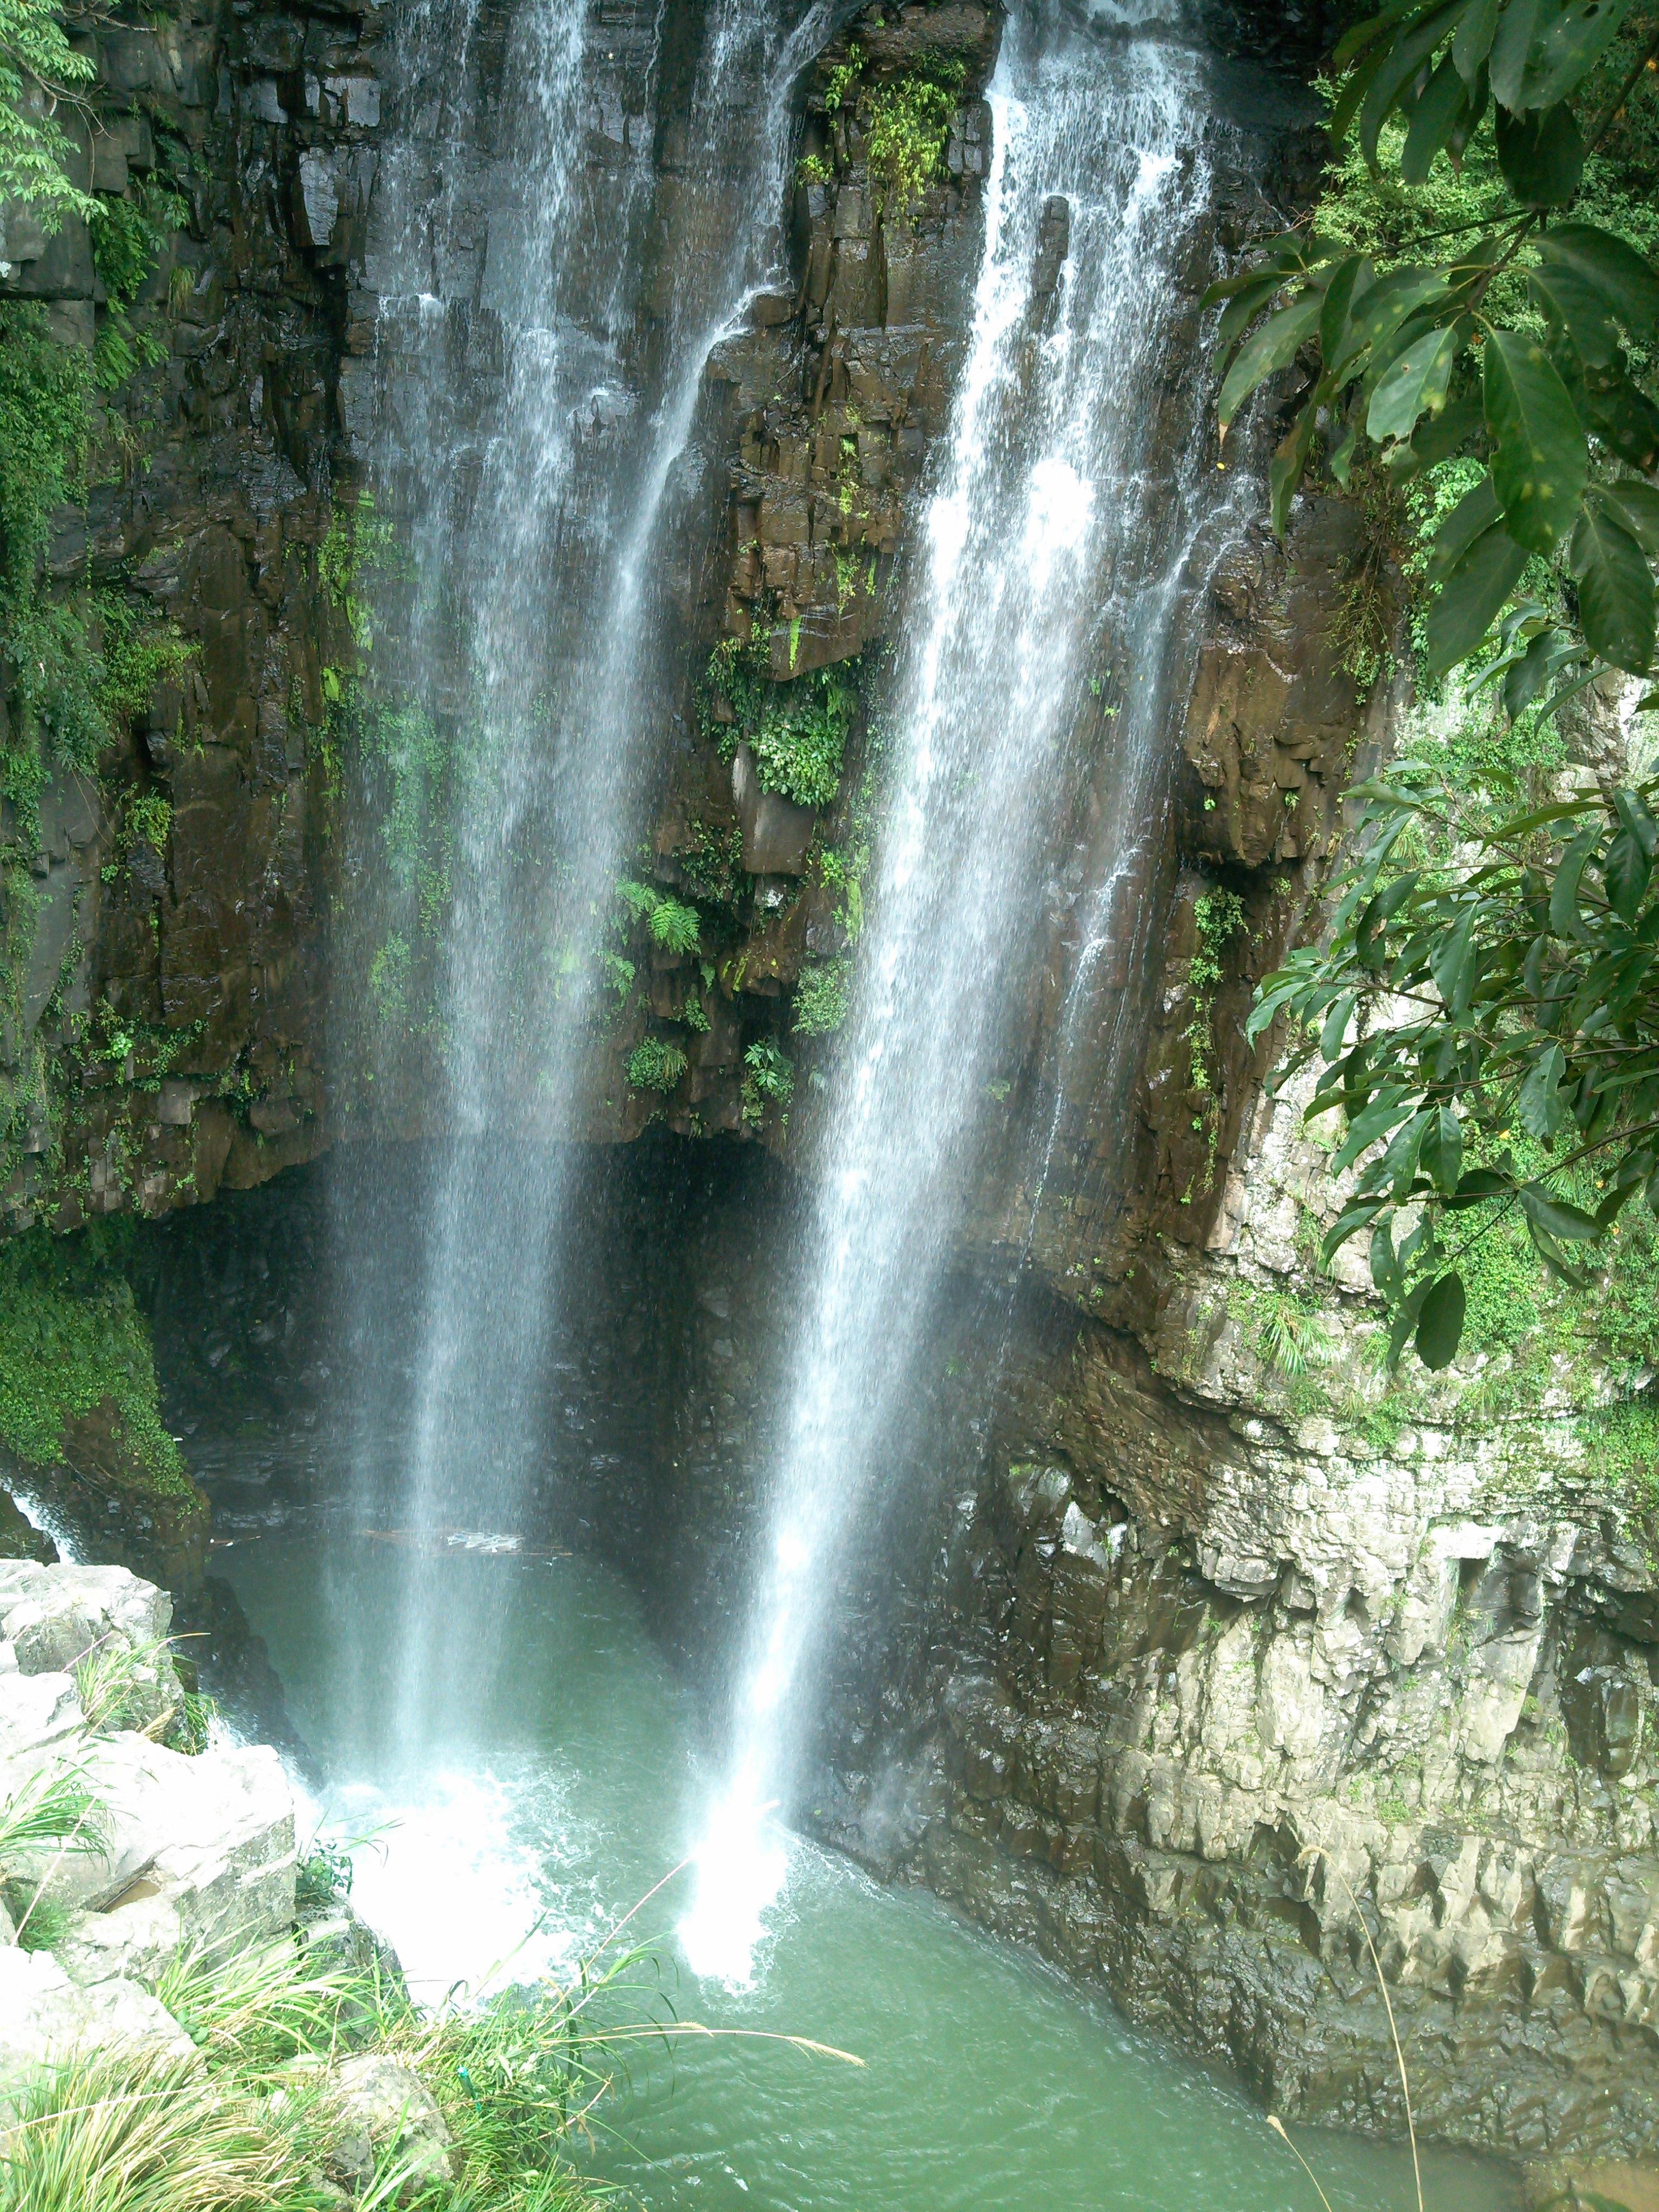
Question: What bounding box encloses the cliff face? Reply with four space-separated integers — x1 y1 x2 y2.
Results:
1 3 388 1234
6 0 1659 2187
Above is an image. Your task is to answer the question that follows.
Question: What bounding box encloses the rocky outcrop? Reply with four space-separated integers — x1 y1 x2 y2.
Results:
0 1559 297 2087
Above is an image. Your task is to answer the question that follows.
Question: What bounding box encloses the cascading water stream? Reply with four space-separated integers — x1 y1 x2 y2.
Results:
344 0 827 1750
682 0 1228 1983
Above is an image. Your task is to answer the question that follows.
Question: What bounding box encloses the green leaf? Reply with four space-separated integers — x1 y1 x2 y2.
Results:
1357 873 1420 967
1331 37 1404 144
1448 1165 1511 1206
1379 1109 1433 1196
1323 1196 1388 1260
1488 0 1551 107
1519 1182 1600 1239
1516 1040 1567 1139
1370 1218 1403 1294
1604 482 1659 559
1215 276 1283 361
1271 399 1318 540
1525 0 1636 109
1401 53 1475 182
1410 386 1484 470
1367 323 1459 444
1494 101 1584 204
1425 522 1529 674
1331 267 1451 382
1577 365 1659 474
1334 1093 1417 1176
1502 624 1561 714
1568 501 1655 674
1613 786 1659 860
1388 1276 1435 1369
1541 225 1659 340
1603 826 1651 921
1320 992 1355 1061
1453 0 1502 79
1548 824 1600 939
1319 255 1373 365
1336 0 1438 68
1217 293 1321 434
1421 1103 1464 1193
1483 329 1587 554
1529 265 1619 369
1428 470 1500 579
1415 1271 1466 1369
1429 902 1478 1010
1360 1 1466 168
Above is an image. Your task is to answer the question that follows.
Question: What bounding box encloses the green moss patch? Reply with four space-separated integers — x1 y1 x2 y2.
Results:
0 1228 190 1499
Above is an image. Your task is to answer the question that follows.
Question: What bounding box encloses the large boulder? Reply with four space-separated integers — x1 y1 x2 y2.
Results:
0 1560 181 1733
45 1737 296 1984
320 2053 454 2200
0 1946 196 2120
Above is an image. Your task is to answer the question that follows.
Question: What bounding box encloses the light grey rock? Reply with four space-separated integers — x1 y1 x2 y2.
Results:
0 1563 180 1735
321 2054 453 2199
0 1561 173 1653
0 1946 196 2117
296 151 339 248
36 1735 296 1973
0 1669 82 1762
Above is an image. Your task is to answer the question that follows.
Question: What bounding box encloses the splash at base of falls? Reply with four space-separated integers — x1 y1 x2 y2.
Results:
678 1775 791 1987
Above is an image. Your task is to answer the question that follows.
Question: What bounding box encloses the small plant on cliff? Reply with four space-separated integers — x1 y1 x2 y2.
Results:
1184 889 1245 1100
0 1756 108 1948
626 1036 687 1095
120 787 172 859
678 820 745 907
650 896 701 956
320 491 400 652
742 1037 794 1123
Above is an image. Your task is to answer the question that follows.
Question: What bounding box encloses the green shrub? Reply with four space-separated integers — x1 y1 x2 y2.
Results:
123 789 172 857
626 1037 687 1094
678 821 745 906
863 58 966 217
700 637 855 810
793 957 851 1037
0 1 97 228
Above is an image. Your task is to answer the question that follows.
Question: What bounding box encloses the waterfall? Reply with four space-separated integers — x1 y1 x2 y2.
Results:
681 1 1226 1983
341 0 825 1748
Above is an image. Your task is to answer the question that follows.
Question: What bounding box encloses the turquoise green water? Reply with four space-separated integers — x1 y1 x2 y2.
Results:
215 1519 1516 2212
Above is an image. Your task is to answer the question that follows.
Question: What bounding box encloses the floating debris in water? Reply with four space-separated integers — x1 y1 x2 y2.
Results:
359 1528 570 1560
